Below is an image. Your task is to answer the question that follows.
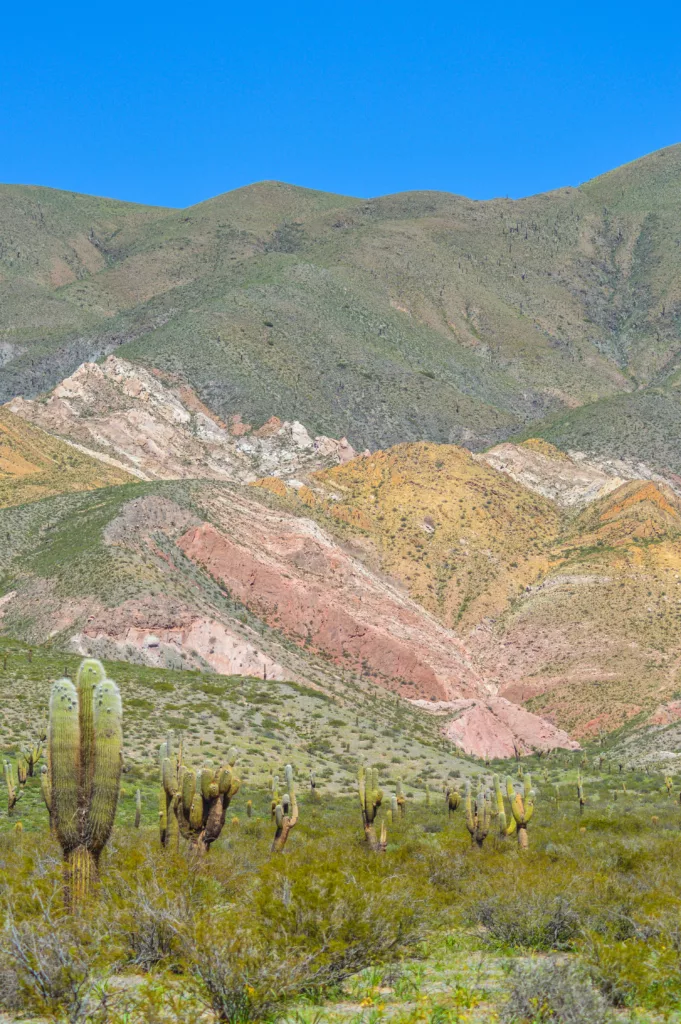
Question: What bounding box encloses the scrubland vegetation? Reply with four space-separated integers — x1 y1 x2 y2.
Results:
1 654 681 1022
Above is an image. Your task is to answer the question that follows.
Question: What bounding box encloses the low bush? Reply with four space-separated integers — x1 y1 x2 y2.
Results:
501 959 613 1024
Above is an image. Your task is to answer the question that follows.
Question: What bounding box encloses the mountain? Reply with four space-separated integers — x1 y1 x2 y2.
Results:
2 145 681 464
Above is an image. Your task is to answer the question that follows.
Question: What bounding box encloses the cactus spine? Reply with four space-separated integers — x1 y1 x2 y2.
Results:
464 781 491 848
4 761 21 814
44 660 123 905
358 764 387 852
507 774 534 849
272 764 299 852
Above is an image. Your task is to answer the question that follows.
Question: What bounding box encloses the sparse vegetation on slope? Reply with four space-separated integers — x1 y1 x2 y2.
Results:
3 146 681 459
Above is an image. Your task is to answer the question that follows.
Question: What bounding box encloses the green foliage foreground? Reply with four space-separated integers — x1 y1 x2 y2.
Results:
1 787 681 1022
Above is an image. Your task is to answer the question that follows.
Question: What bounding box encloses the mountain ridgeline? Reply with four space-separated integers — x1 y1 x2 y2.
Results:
1 145 681 471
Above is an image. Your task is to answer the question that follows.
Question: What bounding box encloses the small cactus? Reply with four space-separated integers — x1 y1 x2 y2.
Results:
16 757 28 786
465 781 491 848
358 765 387 852
20 735 45 777
446 786 461 815
272 764 298 852
246 799 252 818
4 761 21 815
507 774 535 849
665 775 673 797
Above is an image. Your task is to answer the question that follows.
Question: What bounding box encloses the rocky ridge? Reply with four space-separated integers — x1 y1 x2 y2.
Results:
8 356 361 484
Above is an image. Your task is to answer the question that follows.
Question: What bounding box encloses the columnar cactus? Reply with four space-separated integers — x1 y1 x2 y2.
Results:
270 774 280 819
358 764 387 852
16 757 28 786
4 761 21 814
577 771 586 814
507 774 534 849
464 781 491 848
43 659 123 904
665 775 673 797
446 786 461 815
494 775 516 839
395 779 406 817
246 799 252 818
272 764 299 852
173 748 240 854
135 789 142 829
159 731 179 847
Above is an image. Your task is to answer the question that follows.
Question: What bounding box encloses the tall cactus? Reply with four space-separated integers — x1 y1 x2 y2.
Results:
270 774 280 820
159 731 180 847
358 764 387 852
272 764 298 852
577 770 586 814
172 747 240 854
4 761 21 815
464 781 491 848
16 757 28 786
507 774 534 849
665 775 673 797
494 775 516 839
134 789 142 829
43 659 123 905
395 778 406 817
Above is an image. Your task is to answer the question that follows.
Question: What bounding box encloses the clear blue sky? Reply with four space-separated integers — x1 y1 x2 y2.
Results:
2 1 680 208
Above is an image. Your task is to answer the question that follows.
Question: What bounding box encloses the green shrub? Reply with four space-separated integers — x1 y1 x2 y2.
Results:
501 960 613 1023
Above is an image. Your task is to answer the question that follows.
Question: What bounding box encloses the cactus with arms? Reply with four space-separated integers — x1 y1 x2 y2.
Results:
358 764 387 852
507 774 535 849
272 764 299 852
21 734 45 777
174 747 240 854
4 761 21 815
43 659 123 905
465 781 491 848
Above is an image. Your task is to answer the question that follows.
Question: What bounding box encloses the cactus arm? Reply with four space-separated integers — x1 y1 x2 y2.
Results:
75 659 106 801
87 679 123 855
49 679 81 853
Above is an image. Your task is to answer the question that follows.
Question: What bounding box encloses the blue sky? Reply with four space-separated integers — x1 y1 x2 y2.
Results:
2 1 680 208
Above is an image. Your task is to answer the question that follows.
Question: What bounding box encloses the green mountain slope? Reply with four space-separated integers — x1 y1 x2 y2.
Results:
2 146 681 453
